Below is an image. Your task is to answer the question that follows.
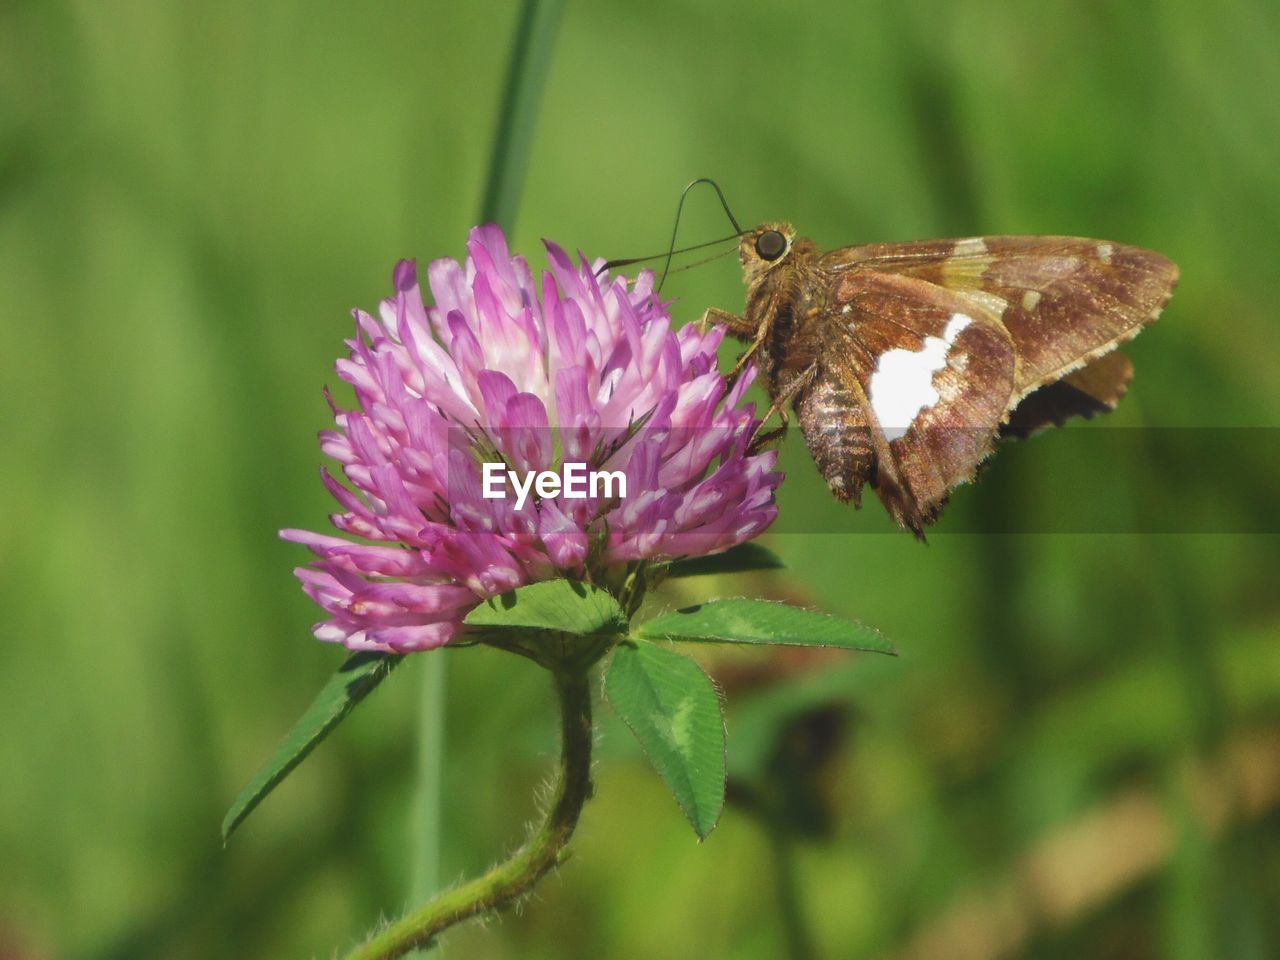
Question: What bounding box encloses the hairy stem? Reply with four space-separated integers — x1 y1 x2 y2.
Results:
343 667 593 960
407 654 446 957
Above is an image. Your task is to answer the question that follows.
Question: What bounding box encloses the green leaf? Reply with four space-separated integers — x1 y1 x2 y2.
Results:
635 598 895 655
665 542 784 579
222 652 402 843
605 640 726 839
464 579 626 636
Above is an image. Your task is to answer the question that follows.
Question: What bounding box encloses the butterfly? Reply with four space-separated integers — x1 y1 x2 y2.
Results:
701 225 1179 536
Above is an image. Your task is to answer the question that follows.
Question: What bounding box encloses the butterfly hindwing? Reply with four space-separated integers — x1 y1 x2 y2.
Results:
824 270 1016 533
1001 350 1134 439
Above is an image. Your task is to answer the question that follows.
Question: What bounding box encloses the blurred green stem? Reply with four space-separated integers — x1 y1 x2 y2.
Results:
345 667 593 960
767 824 816 960
479 0 565 229
731 780 816 960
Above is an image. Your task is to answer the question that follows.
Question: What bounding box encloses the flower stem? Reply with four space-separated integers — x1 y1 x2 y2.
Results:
343 667 593 960
407 654 446 957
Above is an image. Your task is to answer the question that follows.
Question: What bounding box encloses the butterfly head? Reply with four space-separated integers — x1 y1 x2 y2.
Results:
740 222 805 284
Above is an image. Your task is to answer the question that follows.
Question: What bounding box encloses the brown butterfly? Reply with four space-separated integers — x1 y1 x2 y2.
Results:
701 225 1179 536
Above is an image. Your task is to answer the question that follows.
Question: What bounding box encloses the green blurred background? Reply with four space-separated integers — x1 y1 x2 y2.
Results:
3 1 1279 958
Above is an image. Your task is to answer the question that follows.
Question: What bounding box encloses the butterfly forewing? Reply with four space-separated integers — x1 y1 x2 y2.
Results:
827 236 1179 398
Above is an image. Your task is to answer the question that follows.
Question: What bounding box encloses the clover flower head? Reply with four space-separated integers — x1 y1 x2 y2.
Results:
283 225 781 652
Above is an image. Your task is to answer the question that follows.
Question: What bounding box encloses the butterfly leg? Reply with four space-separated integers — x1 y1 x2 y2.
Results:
727 322 777 383
697 307 758 340
697 307 771 385
749 420 788 452
749 365 816 451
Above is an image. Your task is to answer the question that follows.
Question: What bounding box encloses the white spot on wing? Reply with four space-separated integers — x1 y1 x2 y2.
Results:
1021 289 1041 311
1097 243 1113 264
954 237 988 257
869 313 972 442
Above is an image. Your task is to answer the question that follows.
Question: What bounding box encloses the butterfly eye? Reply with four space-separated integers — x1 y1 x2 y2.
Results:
755 230 787 261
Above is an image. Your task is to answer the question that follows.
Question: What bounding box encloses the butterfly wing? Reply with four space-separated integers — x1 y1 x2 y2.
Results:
822 236 1179 399
806 236 1176 532
803 269 1017 534
1000 350 1134 439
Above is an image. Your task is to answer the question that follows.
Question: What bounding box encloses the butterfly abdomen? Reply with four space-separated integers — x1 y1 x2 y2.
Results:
795 373 873 507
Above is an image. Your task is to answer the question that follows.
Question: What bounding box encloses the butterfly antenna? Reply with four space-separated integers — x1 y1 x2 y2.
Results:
597 178 746 291
658 244 740 277
598 233 741 274
656 178 744 292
